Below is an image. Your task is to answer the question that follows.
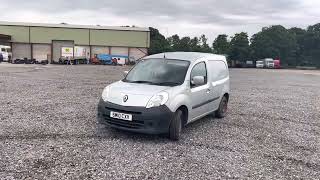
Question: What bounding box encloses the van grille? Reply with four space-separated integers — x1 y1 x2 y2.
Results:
103 115 144 129
105 107 142 115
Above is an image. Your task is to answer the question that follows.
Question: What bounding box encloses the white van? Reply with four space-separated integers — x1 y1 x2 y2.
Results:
98 52 230 140
256 60 264 68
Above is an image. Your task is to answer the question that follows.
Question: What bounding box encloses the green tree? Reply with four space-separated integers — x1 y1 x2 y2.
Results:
149 24 320 68
179 37 192 51
148 27 170 54
250 25 297 66
167 35 192 51
167 34 181 51
212 34 230 54
199 34 212 53
167 34 212 53
300 23 320 67
288 27 307 66
229 32 250 62
189 37 201 52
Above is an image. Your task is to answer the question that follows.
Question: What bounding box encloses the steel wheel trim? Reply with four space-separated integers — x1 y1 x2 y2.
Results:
221 99 228 115
178 113 182 133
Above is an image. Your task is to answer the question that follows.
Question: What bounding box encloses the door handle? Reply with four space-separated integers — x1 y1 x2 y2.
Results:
206 89 211 93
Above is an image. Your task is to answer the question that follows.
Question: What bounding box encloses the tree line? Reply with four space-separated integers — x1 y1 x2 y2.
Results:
148 24 320 67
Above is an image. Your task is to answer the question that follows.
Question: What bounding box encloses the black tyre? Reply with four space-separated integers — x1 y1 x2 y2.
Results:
215 96 228 118
169 110 183 141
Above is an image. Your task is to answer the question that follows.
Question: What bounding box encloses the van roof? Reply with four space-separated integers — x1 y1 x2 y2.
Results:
144 52 226 62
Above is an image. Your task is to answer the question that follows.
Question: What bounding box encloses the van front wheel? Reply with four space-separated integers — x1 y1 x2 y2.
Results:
215 96 228 118
169 110 183 141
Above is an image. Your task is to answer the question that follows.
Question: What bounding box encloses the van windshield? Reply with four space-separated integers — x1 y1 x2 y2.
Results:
123 58 190 86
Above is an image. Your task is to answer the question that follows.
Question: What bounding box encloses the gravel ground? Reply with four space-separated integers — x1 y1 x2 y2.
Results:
0 64 319 179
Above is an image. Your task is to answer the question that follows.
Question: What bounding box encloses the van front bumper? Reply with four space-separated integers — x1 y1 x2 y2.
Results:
97 99 174 134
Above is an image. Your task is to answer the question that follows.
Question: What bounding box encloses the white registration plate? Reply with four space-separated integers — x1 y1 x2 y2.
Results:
110 111 132 121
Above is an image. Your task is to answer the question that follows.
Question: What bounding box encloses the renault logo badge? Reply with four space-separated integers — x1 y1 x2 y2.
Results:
123 95 128 102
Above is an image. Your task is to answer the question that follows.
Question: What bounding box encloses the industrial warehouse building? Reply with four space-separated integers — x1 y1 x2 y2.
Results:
0 21 150 63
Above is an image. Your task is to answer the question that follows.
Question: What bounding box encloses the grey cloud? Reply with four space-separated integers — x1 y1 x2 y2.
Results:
102 0 302 25
1 0 302 25
0 0 316 41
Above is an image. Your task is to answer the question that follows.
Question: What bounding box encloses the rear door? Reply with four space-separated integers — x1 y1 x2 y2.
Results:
189 61 212 121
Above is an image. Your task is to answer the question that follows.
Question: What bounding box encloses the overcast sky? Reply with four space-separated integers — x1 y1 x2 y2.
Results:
0 0 319 42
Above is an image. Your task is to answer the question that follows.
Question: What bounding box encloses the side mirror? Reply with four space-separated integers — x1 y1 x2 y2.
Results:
191 76 205 86
123 71 129 77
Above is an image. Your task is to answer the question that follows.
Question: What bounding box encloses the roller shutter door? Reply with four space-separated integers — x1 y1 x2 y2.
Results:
33 44 51 62
111 47 128 56
129 48 147 61
12 43 31 60
52 40 74 62
91 46 109 58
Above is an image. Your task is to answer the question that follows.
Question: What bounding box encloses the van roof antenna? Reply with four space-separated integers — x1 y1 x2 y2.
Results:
163 52 166 59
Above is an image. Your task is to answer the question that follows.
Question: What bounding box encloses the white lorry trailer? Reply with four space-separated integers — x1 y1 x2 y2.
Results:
256 58 274 68
264 58 274 68
0 45 11 62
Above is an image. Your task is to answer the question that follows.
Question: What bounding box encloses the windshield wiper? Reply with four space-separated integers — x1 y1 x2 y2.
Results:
124 80 180 86
151 82 180 86
125 80 154 84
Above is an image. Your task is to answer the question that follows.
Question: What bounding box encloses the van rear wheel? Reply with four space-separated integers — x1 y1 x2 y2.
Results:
169 110 183 141
215 96 228 118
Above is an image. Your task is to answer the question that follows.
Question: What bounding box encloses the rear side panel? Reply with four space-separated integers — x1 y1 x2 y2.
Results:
206 60 229 112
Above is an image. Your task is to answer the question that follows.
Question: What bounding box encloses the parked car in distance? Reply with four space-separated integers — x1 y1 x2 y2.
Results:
256 60 264 68
97 52 230 140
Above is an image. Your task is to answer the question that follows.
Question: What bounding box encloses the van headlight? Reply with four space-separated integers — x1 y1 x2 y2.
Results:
101 86 110 102
146 92 169 109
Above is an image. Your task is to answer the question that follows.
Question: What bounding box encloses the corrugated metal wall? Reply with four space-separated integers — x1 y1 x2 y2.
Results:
0 25 149 48
0 24 149 62
111 47 128 56
30 27 89 45
0 26 29 42
129 48 147 61
90 30 149 47
91 46 109 58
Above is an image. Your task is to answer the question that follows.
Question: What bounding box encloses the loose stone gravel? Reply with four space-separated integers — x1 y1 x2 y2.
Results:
0 64 319 179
